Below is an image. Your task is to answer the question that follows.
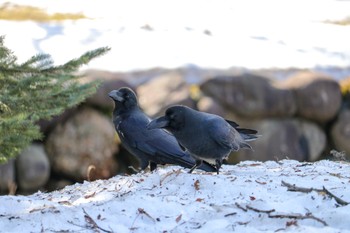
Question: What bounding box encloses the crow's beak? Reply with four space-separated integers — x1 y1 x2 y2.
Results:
108 90 124 102
147 116 169 130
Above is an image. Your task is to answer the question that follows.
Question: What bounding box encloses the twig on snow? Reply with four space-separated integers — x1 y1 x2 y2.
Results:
160 169 181 185
281 181 349 206
322 186 349 206
137 208 156 223
224 212 237 217
235 202 247 212
246 205 275 214
83 208 112 233
269 212 328 226
130 208 156 231
281 180 322 193
235 203 328 226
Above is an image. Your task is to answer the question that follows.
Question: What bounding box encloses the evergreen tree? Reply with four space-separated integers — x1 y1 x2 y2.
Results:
0 36 110 163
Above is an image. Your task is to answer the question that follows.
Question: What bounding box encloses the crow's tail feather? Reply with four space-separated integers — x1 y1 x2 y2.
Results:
237 128 260 142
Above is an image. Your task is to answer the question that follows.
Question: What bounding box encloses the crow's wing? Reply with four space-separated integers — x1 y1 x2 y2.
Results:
118 112 216 172
140 129 216 171
209 119 241 151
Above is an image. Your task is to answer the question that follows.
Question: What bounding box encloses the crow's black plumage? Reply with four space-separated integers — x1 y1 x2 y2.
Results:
108 87 216 172
147 105 259 174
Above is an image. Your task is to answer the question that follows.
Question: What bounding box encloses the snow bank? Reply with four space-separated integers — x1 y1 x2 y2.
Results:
0 0 350 77
1 160 349 233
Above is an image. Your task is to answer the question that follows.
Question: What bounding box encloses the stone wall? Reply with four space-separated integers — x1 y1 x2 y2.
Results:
1 68 349 194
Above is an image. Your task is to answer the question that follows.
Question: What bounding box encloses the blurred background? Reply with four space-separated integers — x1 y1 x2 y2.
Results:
0 0 350 195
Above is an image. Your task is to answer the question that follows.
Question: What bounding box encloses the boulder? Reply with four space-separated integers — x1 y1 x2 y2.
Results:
227 118 326 163
281 72 342 123
331 108 350 157
200 74 296 118
37 107 77 136
299 120 327 161
16 144 50 191
45 107 119 181
0 159 15 194
137 70 195 117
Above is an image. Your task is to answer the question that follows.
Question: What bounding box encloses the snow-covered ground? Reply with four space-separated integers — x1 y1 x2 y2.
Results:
1 160 350 233
0 0 350 79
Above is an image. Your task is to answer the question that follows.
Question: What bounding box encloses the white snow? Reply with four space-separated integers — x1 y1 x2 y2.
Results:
0 0 350 78
1 160 350 233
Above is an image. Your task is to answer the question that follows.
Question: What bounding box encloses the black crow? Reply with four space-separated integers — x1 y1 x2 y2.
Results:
108 87 216 172
147 105 259 174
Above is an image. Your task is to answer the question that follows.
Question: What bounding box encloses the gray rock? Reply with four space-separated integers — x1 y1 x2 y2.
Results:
281 71 342 123
200 74 296 118
227 118 326 163
16 144 50 191
137 70 196 117
331 108 350 158
45 107 119 181
0 159 15 193
37 107 77 136
298 120 327 161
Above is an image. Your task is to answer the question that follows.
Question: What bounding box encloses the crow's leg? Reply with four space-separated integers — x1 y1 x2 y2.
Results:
150 162 157 171
215 159 222 174
189 160 203 173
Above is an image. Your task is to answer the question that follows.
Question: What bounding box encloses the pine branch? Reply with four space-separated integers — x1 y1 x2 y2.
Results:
0 35 110 163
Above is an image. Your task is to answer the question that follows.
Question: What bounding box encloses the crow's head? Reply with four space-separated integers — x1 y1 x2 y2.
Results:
108 87 138 110
147 105 186 132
